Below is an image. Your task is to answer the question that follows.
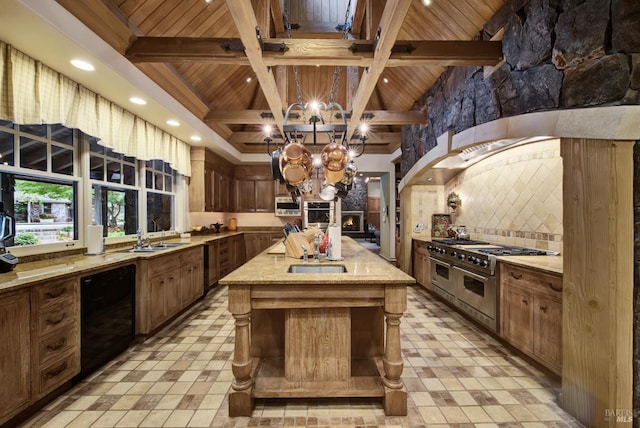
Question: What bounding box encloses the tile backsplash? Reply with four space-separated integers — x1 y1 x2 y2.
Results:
445 139 563 253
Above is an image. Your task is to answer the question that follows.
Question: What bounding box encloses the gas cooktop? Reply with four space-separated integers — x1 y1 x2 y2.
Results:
432 239 489 245
476 246 554 256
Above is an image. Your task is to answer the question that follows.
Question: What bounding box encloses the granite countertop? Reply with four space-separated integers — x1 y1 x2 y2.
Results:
0 232 244 294
496 255 563 275
220 236 415 285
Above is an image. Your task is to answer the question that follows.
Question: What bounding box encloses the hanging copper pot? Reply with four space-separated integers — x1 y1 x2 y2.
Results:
280 142 312 186
320 142 348 172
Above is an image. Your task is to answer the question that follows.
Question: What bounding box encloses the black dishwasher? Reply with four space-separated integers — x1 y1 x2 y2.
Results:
79 264 136 378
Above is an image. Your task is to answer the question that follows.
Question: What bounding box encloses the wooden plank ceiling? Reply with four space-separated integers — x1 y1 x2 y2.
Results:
55 0 505 155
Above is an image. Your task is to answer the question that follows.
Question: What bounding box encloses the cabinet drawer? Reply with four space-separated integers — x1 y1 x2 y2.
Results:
35 280 74 311
38 324 77 365
37 351 79 395
148 255 180 276
180 247 202 263
501 264 562 297
36 304 76 337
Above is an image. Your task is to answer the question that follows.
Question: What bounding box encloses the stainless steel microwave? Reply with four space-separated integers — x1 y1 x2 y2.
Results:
274 196 302 217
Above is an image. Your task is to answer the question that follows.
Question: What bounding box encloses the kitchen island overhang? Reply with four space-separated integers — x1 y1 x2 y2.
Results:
220 237 415 417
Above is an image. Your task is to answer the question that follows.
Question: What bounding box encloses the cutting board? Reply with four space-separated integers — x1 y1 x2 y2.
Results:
267 241 286 254
284 233 310 259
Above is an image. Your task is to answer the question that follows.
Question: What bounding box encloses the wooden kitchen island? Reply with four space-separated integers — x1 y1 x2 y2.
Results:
219 237 415 417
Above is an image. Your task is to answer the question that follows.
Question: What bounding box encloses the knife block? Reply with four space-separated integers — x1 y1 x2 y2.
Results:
284 233 310 259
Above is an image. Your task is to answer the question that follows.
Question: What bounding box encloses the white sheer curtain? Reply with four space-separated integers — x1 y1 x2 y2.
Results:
0 42 191 176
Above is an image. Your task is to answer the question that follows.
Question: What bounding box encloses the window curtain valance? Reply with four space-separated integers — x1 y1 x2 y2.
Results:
0 42 191 176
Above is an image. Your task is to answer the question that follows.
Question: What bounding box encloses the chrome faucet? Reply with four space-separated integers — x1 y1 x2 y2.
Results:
313 233 321 263
135 229 144 249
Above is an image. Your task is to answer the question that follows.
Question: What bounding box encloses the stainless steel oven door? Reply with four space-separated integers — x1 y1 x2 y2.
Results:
453 265 496 321
429 257 456 304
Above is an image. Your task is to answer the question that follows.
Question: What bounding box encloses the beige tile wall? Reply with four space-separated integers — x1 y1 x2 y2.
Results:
444 139 563 253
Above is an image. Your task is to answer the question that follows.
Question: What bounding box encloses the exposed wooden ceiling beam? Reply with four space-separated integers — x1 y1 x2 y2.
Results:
125 37 502 67
204 109 425 125
225 0 284 130
229 131 401 145
270 0 284 35
126 37 249 64
386 40 503 67
348 0 413 139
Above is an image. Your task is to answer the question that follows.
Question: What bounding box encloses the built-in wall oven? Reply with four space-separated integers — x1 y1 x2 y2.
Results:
429 256 456 305
453 265 497 331
303 200 334 229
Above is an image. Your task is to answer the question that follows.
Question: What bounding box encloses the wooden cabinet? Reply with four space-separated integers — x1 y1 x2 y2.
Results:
189 147 235 212
206 240 220 287
218 234 245 278
412 240 431 290
244 232 281 261
367 197 380 229
0 291 31 426
500 262 562 375
31 278 80 398
141 247 204 334
234 165 275 212
181 247 204 306
213 171 234 212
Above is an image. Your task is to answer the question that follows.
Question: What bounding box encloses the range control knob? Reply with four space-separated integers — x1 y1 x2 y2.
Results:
458 254 465 260
479 260 489 267
439 248 446 254
467 256 474 262
472 258 479 264
451 251 458 257
427 245 433 251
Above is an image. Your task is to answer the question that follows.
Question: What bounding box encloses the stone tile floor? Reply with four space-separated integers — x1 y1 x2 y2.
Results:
23 284 583 427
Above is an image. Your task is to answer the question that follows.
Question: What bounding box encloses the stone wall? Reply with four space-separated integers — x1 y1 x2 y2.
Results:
401 0 640 419
401 0 640 176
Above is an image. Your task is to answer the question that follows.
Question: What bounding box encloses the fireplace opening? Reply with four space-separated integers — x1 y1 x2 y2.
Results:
341 211 364 233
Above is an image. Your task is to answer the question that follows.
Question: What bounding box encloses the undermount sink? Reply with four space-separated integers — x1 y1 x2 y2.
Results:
287 264 347 273
118 243 185 253
151 243 185 249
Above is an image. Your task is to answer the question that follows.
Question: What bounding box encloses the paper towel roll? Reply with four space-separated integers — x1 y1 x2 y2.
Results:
86 224 104 255
327 224 341 260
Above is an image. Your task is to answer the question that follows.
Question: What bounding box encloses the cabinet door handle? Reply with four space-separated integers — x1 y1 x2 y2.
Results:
47 338 67 351
46 288 66 299
46 362 68 379
509 272 523 280
522 299 528 305
549 282 562 292
539 305 547 312
46 313 66 325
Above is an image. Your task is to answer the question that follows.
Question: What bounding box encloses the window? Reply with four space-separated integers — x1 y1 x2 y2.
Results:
145 160 175 233
90 137 139 237
0 123 78 249
91 185 138 237
0 122 180 254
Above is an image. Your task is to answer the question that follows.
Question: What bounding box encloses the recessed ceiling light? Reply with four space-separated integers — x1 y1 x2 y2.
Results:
129 97 146 105
166 119 180 127
383 77 389 84
190 135 202 142
204 0 212 3
70 59 95 71
246 77 252 83
422 0 432 5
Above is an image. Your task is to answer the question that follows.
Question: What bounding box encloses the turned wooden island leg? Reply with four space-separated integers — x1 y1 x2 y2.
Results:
383 284 407 416
228 285 254 417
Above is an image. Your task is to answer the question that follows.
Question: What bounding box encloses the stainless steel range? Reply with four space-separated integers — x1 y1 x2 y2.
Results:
427 238 557 332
